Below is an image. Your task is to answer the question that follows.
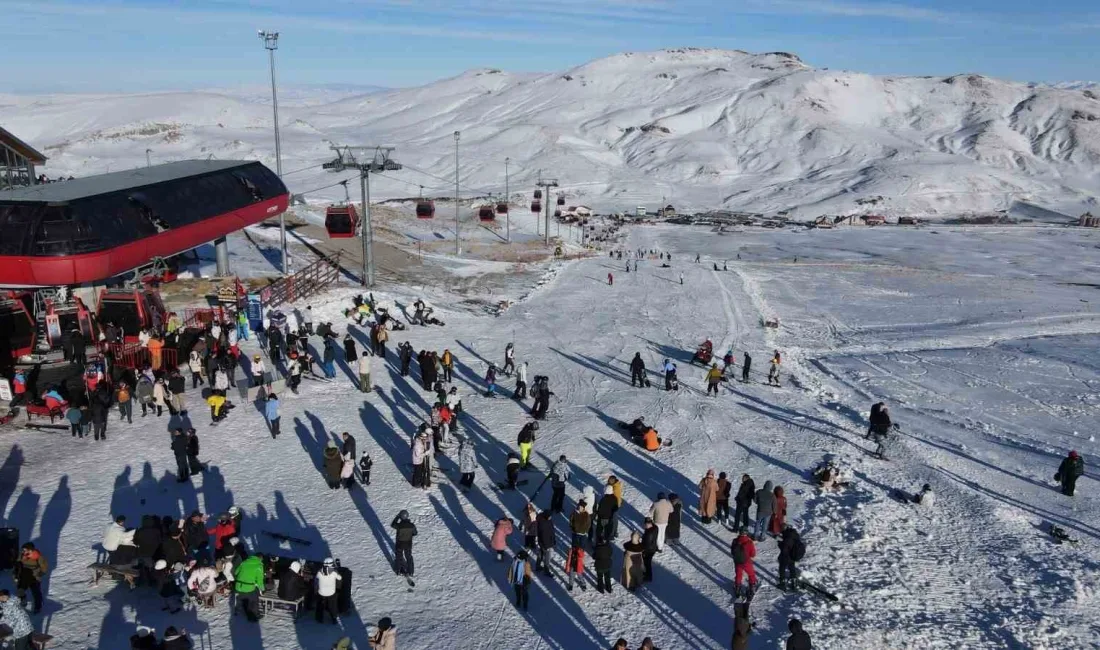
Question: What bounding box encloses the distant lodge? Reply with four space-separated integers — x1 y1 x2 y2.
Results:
1078 212 1099 227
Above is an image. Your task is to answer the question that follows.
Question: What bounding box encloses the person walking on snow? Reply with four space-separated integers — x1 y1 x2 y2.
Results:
358 352 372 393
188 351 205 388
536 510 555 576
731 529 757 599
734 474 756 531
503 343 516 376
1055 450 1084 496
491 517 514 561
717 472 732 525
549 455 572 513
769 485 788 536
767 350 781 386
607 273 613 286
391 510 417 579
621 532 644 591
314 558 342 624
517 421 537 469
186 429 203 475
565 505 589 591
264 392 280 438
698 469 719 524
508 551 533 611
458 437 477 488
754 480 776 541
171 429 190 483
648 493 673 551
514 361 529 399
705 363 723 396
343 333 357 363
679 271 684 285
399 342 413 377
359 451 373 486
742 352 752 382
641 519 658 582
662 359 678 392
630 352 647 387
593 538 613 594
323 442 343 490
440 348 454 383
777 525 805 591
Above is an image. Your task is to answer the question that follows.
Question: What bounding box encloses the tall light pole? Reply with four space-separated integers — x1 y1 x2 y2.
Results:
259 29 287 276
505 157 510 243
454 131 460 255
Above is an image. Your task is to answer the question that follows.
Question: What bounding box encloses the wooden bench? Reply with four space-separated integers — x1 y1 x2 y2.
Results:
88 562 139 589
258 592 304 619
31 632 53 649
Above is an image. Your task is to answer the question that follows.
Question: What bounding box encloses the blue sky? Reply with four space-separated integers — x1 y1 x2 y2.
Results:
3 0 1098 92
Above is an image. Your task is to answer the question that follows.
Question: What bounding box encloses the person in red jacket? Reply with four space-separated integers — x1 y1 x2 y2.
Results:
731 529 757 598
207 513 238 559
769 485 787 536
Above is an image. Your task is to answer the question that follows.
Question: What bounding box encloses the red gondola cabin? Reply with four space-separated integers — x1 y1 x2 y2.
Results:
478 205 494 222
97 287 167 342
416 200 435 219
325 204 359 238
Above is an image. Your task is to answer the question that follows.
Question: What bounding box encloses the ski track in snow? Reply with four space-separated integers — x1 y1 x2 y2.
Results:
1 225 1098 649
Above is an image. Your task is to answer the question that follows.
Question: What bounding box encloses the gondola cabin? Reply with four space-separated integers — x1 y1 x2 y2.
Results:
530 201 541 214
0 294 34 363
324 204 359 238
97 288 167 342
43 296 94 353
478 205 495 222
554 209 562 218
557 195 565 206
496 202 509 215
533 189 543 200
416 200 435 219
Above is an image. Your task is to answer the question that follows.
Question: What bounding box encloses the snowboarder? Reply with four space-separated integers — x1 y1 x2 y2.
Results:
315 558 343 624
754 480 775 541
358 352 372 393
536 510 555 576
777 525 805 591
343 333 357 363
1055 451 1084 496
698 469 718 524
666 493 682 546
264 392 280 438
323 441 343 489
742 352 752 382
171 429 190 483
514 361 529 399
648 493 673 552
508 551 533 610
786 619 812 650
641 519 658 582
517 421 538 469
734 474 756 531
621 532 644 591
458 437 476 488
629 352 647 387
503 343 516 376
716 472 732 525
391 510 417 580
491 517 514 561
549 454 571 513
731 529 757 599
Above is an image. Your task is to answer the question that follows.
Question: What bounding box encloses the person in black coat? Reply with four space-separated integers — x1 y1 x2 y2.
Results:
170 429 190 483
665 493 682 545
133 514 163 585
641 519 659 582
1055 451 1085 497
277 562 307 601
733 474 756 531
629 353 646 387
343 334 357 363
593 539 613 594
341 432 357 463
399 343 413 377
786 618 812 650
160 527 188 569
70 328 86 365
777 526 803 590
596 488 619 544
183 512 209 562
90 382 112 441
535 510 555 576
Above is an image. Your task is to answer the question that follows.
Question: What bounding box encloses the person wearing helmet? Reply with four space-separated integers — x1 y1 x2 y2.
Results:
391 511 418 582
705 362 724 396
277 561 306 601
1055 451 1085 496
315 558 343 624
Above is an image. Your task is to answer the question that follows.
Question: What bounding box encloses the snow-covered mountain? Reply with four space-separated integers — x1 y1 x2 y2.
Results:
5 48 1100 218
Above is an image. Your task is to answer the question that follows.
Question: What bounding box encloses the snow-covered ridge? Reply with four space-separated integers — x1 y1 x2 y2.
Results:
4 48 1099 218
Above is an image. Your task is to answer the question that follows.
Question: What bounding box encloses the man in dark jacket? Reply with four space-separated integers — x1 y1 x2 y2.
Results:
170 429 190 483
734 474 756 531
341 432 357 463
641 518 659 582
596 487 619 544
277 561 307 601
160 527 188 569
777 526 804 590
716 472 732 525
90 383 112 441
786 618 812 650
1055 451 1085 496
593 539 613 594
167 370 186 415
399 342 413 377
183 511 210 562
535 510 555 576
133 515 163 585
391 510 418 579
629 353 646 387
741 352 752 382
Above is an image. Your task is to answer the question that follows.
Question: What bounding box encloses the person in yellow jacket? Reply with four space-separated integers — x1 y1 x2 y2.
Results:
441 349 454 383
608 475 623 507
207 391 227 424
705 363 723 396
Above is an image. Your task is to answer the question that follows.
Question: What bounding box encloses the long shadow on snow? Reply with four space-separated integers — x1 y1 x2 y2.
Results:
23 476 70 622
0 446 24 521
734 400 869 456
549 347 632 387
729 386 861 436
638 337 695 366
898 430 1057 493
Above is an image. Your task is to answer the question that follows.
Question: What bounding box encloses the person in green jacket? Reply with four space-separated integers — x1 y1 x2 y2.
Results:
233 554 265 622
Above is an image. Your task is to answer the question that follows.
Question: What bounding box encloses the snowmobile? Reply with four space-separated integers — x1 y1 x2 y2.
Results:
691 341 714 366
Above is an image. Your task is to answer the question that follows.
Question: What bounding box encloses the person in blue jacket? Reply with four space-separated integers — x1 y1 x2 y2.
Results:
265 392 281 439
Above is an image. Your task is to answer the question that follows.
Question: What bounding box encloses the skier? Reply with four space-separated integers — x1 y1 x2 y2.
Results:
484 364 498 397
514 361 529 399
549 455 571 513
264 392 280 438
698 469 718 524
1055 451 1084 496
716 472 732 525
391 510 417 581
503 343 516 376
491 517 514 561
171 429 190 483
662 359 678 392
754 480 776 541
323 441 343 490
648 493 673 551
733 474 756 531
458 437 476 488
705 363 723 396
186 429 203 475
786 619 812 650
233 553 265 622
777 525 806 591
641 519 658 582
508 551 533 611
359 451 373 486
742 352 752 382
621 532 644 591
731 528 757 599
343 333 358 363
358 351 372 393
315 558 342 624
535 510 555 576
629 352 647 387
517 421 537 469
767 350 781 386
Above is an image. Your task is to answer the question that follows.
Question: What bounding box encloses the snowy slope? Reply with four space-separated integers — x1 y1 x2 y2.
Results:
5 48 1100 219
1 225 1097 649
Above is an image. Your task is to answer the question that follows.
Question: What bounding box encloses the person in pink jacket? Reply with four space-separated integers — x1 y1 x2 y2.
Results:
491 516 515 561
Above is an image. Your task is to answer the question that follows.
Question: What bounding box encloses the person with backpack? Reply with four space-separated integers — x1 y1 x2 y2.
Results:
508 550 533 611
777 526 805 591
731 529 757 598
116 381 133 424
1055 450 1085 496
